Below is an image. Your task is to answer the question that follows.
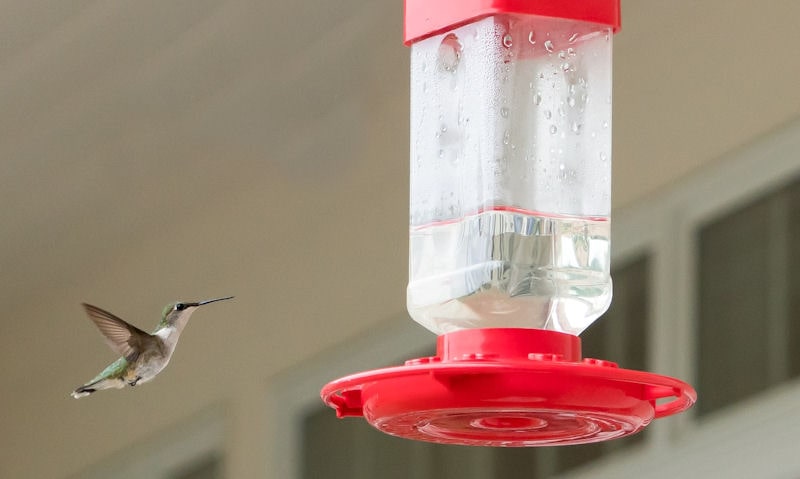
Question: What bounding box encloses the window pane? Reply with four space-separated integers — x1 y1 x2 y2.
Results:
491 447 541 479
430 444 491 479
170 454 222 479
788 180 800 378
697 193 775 415
302 407 362 478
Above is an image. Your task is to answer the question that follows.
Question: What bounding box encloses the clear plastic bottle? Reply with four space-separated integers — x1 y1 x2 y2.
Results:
407 14 613 335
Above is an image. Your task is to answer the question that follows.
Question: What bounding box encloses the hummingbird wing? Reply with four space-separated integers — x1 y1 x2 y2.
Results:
82 303 155 362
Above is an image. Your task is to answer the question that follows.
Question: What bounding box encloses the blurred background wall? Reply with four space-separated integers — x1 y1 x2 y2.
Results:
1 0 800 477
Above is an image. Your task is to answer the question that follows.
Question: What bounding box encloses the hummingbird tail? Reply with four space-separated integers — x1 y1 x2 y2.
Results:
71 386 95 399
70 376 126 398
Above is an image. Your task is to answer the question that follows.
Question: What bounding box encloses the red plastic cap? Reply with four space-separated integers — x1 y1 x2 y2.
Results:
322 328 695 446
404 0 621 44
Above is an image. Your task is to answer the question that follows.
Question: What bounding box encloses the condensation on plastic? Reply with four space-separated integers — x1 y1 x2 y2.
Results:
409 15 612 226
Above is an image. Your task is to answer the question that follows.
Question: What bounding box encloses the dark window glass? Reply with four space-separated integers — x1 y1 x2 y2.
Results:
697 178 800 416
787 182 800 378
169 454 223 479
302 407 363 478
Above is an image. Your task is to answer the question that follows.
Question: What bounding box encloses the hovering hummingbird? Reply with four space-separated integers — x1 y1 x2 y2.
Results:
71 296 234 399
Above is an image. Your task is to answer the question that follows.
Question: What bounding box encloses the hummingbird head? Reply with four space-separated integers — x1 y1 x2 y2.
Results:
159 296 234 330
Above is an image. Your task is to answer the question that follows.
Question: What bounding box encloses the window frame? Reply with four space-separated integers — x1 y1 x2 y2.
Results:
271 117 800 479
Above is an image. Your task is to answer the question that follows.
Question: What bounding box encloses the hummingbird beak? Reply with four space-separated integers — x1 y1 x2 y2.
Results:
194 296 235 307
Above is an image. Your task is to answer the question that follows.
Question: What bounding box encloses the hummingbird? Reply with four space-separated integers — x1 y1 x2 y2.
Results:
71 296 234 399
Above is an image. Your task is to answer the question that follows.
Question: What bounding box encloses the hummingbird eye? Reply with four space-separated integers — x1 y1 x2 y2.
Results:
175 303 186 311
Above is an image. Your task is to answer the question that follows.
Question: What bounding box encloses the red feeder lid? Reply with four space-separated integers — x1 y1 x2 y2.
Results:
404 0 622 45
321 328 696 446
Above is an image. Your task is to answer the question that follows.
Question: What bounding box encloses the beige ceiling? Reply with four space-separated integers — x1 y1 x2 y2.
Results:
2 0 800 316
1 0 800 477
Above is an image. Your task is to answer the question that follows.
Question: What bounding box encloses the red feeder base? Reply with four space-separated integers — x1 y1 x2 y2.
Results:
321 328 695 446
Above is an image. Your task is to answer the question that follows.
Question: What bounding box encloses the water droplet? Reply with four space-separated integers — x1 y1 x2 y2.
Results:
544 40 554 53
568 33 579 44
502 33 513 48
438 149 444 158
567 96 576 108
571 121 582 134
533 92 542 105
602 120 609 129
544 109 552 119
600 152 608 162
558 50 567 59
567 47 576 57
500 107 510 118
437 34 462 72
502 130 511 144
528 31 536 45
561 62 571 72
440 124 448 133
549 125 557 135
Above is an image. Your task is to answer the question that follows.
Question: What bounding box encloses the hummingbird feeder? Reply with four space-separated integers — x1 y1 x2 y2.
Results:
321 0 696 446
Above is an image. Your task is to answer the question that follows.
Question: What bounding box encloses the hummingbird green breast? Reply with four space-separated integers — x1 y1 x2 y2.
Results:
71 296 234 399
